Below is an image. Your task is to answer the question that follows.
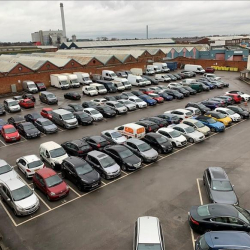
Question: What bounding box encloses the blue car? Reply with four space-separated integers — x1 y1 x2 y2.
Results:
0 119 7 131
201 100 221 110
138 95 157 106
195 116 225 132
198 79 215 89
195 231 250 250
157 91 174 101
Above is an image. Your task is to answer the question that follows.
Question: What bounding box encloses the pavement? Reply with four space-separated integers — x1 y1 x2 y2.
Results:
0 71 250 250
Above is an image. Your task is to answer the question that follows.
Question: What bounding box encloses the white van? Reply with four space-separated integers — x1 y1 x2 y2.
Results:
153 65 161 73
153 62 170 73
145 65 155 75
155 74 171 82
114 123 146 139
112 80 126 91
90 83 107 94
180 79 196 85
113 77 131 90
127 75 146 87
50 74 70 89
62 73 80 88
73 72 92 85
39 141 68 169
203 73 221 81
22 81 38 93
184 64 205 74
82 85 98 96
130 68 143 76
102 70 117 81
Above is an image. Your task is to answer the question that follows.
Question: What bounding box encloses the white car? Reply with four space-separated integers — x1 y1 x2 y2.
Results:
142 77 151 86
185 107 201 116
203 73 221 81
164 109 193 120
117 99 137 111
82 86 98 96
157 127 187 147
128 97 147 109
225 91 250 102
0 159 18 182
83 108 103 121
167 82 183 89
155 74 171 82
171 123 205 143
91 98 107 105
101 130 127 144
214 107 241 122
149 86 161 92
182 118 210 136
157 85 168 90
16 155 44 179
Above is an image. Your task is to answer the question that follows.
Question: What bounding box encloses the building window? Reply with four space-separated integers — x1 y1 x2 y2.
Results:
46 64 50 69
71 62 74 66
93 60 96 64
18 67 22 71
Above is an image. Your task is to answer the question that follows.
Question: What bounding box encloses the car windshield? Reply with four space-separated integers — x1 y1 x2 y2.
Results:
47 94 55 98
60 81 68 86
212 180 233 191
137 142 151 152
172 90 179 95
137 244 162 250
185 126 195 133
156 136 167 143
72 105 83 111
226 109 235 115
5 127 16 133
36 83 44 86
198 235 209 250
42 120 53 126
78 112 89 118
124 101 133 105
111 132 123 139
9 101 19 106
100 157 116 168
62 113 74 120
169 130 181 138
0 164 12 175
194 121 204 128
235 206 250 224
32 113 41 119
197 103 207 109
207 118 216 124
216 113 227 119
24 124 35 130
75 163 93 175
88 87 96 91
119 149 133 159
90 110 99 115
50 148 66 158
83 77 90 81
135 99 142 103
45 174 62 187
11 185 33 201
44 110 52 114
28 160 43 169
198 205 210 216
115 103 124 108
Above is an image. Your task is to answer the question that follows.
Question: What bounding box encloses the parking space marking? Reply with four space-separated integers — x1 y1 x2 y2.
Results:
101 181 107 186
3 140 26 147
57 128 65 132
20 135 27 141
190 226 195 250
34 191 52 210
121 170 128 175
69 186 81 197
0 200 18 227
196 178 203 205
0 138 7 146
40 133 47 138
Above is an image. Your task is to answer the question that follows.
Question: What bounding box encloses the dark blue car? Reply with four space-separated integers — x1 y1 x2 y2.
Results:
157 91 174 101
201 100 221 110
195 231 250 250
195 116 225 132
0 119 7 131
157 114 181 125
138 95 157 106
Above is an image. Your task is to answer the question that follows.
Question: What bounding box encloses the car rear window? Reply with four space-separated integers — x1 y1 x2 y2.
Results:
198 235 209 250
197 205 210 216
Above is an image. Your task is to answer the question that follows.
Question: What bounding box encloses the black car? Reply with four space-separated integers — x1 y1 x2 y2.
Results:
172 87 190 97
135 120 159 133
61 156 101 191
103 145 142 171
61 139 92 157
74 111 93 125
172 74 182 80
163 89 184 99
203 167 238 205
131 90 144 97
7 115 26 128
105 96 117 102
227 105 249 119
82 101 98 109
113 95 122 100
95 80 117 93
185 102 211 114
143 75 159 85
208 98 227 107
0 104 6 115
68 103 83 112
84 136 110 151
24 112 43 123
157 114 181 125
64 92 81 100
142 133 173 154
140 117 168 128
34 118 58 134
189 204 250 234
182 86 197 95
22 93 36 102
16 122 41 139
181 70 196 77
59 106 75 113
200 82 210 91
201 100 222 110
95 105 117 118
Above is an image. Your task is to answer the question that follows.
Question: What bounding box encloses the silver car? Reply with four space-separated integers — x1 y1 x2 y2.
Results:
0 177 39 216
0 159 18 182
101 130 127 145
106 101 128 115
124 138 158 163
171 123 205 143
117 99 137 111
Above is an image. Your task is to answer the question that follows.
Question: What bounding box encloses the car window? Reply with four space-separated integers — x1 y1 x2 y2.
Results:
207 171 211 185
211 180 232 191
228 217 244 225
211 217 228 223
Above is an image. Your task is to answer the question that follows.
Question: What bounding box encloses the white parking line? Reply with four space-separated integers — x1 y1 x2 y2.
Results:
0 200 18 227
20 135 27 141
190 227 195 250
101 181 107 186
3 140 26 147
121 170 128 175
0 138 7 146
196 178 204 205
69 186 81 197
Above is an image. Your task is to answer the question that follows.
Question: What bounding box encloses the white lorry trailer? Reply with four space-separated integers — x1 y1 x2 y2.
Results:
74 72 93 85
62 73 80 88
50 74 70 89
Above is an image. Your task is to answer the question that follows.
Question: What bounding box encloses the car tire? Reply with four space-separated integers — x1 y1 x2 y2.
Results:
189 138 194 143
46 195 51 201
77 183 83 191
158 148 163 154
25 172 29 179
61 171 66 179
172 142 176 147
211 127 216 132
121 164 127 171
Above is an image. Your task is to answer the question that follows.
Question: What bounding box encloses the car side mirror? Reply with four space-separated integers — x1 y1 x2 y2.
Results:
7 198 11 202
232 184 235 188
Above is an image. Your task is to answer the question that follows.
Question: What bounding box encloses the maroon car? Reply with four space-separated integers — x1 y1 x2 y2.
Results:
205 67 215 73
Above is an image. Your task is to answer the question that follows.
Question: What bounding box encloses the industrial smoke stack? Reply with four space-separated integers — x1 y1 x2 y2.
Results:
60 3 67 42
146 25 148 39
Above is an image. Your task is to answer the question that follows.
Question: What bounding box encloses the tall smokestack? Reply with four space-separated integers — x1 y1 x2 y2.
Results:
60 3 67 42
146 25 148 39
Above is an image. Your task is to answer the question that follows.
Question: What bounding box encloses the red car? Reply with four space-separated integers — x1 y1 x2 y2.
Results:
33 168 69 201
1 124 20 142
205 67 215 73
138 88 154 95
225 93 242 104
147 93 164 103
41 108 53 120
19 99 35 109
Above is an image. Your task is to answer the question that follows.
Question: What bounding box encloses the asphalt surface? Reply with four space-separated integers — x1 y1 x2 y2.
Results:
1 71 250 250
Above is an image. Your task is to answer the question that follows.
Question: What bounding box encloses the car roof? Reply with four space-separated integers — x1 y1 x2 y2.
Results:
36 118 48 122
126 138 144 145
64 156 87 167
174 123 189 129
0 159 8 167
84 108 96 111
137 216 161 244
88 150 108 159
3 124 14 129
37 168 57 178
159 127 175 133
71 139 88 146
146 133 161 138
102 129 116 134
183 118 198 123
42 108 52 111
4 178 25 190
5 99 16 102
208 167 228 180
205 231 250 249
107 145 127 152
89 136 106 142
175 108 192 113
11 115 25 121
207 204 238 217
22 155 40 163
216 107 228 111
40 141 62 150
106 101 119 104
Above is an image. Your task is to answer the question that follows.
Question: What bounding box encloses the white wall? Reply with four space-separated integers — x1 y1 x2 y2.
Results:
247 55 250 70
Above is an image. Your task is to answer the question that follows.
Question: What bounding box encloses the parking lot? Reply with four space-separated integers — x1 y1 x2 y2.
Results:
1 71 250 250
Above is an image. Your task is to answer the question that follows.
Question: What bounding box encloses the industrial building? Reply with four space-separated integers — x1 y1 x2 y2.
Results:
31 30 64 46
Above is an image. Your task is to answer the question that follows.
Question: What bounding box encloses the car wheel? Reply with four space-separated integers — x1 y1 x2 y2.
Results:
25 172 29 179
189 138 194 143
172 142 176 147
158 148 163 154
61 171 66 179
121 164 127 171
211 127 215 132
77 182 83 191
101 173 106 179
13 208 18 217
46 195 51 201
33 182 37 189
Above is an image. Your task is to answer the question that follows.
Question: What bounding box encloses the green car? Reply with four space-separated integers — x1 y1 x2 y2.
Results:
190 83 203 92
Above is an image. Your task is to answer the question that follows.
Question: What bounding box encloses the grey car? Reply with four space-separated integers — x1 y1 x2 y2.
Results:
101 130 127 145
117 99 137 111
171 123 205 143
106 101 128 115
203 167 238 205
124 138 158 163
34 118 58 134
85 150 121 179
0 159 18 182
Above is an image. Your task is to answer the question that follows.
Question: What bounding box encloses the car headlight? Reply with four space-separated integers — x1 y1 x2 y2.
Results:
66 185 69 190
50 192 56 196
127 163 132 166
6 136 10 139
82 179 89 184
16 205 25 211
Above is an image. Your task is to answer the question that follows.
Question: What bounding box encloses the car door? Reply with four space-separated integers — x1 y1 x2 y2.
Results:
34 120 42 131
17 124 23 135
204 170 212 201
67 163 78 183
108 149 121 164
64 142 74 155
104 132 113 143
1 186 13 209
17 158 27 174
179 128 187 138
210 217 233 231
34 173 47 194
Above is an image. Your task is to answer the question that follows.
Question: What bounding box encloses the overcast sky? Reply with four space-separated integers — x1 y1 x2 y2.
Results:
1 1 250 42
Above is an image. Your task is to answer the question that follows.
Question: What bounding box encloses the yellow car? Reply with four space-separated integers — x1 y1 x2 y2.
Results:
205 111 232 127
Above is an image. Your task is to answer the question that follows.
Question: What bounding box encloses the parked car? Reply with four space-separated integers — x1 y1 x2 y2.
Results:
0 119 7 131
128 96 147 109
0 104 6 115
35 81 46 91
182 118 210 136
105 96 117 102
172 87 190 97
17 122 41 139
1 124 20 142
185 107 201 116
106 101 128 114
227 105 250 119
8 115 25 128
95 105 116 118
117 99 137 111
173 73 182 80
61 156 101 191
59 106 75 113
85 150 121 179
140 117 168 128
205 111 232 127
91 98 107 105
171 123 205 143
143 75 159 85
188 203 250 234
142 132 173 154
82 101 98 109
103 145 141 171
16 155 44 179
4 99 21 113
205 67 215 73
124 138 158 163
182 86 197 95
195 116 225 132
163 89 184 99
40 108 53 120
34 118 58 134
135 120 160 133
33 168 69 201
226 91 250 102
157 113 181 125
209 97 227 107
138 95 157 106
84 135 110 151
22 93 36 102
147 93 164 103
165 109 193 120
215 107 241 122
119 92 136 99
131 90 144 97
101 130 127 145
225 93 242 103
201 100 222 110
157 91 174 101
0 159 18 182
185 102 211 114
24 112 42 123
13 96 23 102
39 91 58 105
73 112 93 126
64 92 81 100
83 108 103 121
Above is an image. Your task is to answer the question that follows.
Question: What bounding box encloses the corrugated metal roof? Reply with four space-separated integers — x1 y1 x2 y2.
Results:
174 47 184 53
0 61 18 73
208 36 250 41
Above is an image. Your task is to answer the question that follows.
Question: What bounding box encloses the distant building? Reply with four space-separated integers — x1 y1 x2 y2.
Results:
31 30 64 46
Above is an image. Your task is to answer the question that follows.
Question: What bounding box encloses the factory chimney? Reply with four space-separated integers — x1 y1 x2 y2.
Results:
60 3 67 42
146 25 148 39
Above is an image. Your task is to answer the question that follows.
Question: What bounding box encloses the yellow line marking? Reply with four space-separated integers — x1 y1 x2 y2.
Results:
197 178 203 205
